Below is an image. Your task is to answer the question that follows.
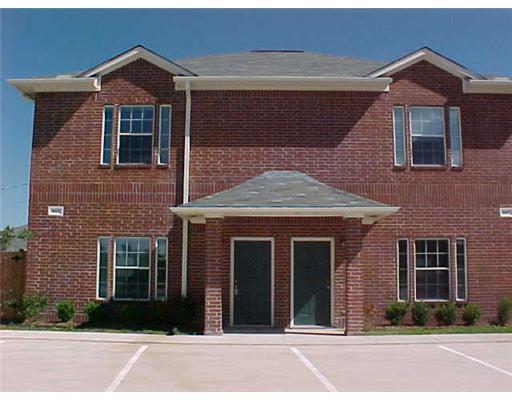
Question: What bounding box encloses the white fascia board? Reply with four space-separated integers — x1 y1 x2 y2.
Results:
463 79 512 94
7 77 100 99
174 76 392 92
369 49 479 80
82 47 194 77
170 206 400 220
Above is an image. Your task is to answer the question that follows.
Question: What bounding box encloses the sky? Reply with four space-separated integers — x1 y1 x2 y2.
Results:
1 8 512 228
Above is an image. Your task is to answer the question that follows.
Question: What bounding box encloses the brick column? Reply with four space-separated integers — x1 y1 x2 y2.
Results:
204 218 223 335
345 220 365 335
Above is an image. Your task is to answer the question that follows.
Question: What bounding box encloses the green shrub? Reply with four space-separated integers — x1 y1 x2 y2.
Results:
170 296 197 327
497 297 512 326
19 293 48 321
84 301 104 324
56 300 75 322
411 302 431 326
149 301 170 326
120 303 143 324
461 303 481 326
384 301 408 326
435 303 457 326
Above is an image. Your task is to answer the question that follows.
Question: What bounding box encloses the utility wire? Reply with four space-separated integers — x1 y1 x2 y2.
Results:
0 183 28 191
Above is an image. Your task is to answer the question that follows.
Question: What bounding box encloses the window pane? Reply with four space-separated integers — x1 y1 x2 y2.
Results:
119 136 152 164
416 270 449 300
415 239 450 300
449 108 463 167
156 238 168 299
159 105 171 164
393 107 406 166
397 239 408 301
410 107 444 136
412 136 445 165
97 237 109 298
114 238 150 300
456 239 467 300
115 269 149 300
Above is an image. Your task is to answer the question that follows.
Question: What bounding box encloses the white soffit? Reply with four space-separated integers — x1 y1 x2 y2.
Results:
7 77 100 100
174 76 392 92
463 79 512 94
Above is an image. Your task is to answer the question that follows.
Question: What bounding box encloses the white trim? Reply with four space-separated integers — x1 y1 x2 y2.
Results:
154 237 168 300
181 81 192 297
113 237 151 301
171 206 400 221
448 107 463 168
455 238 468 301
96 237 109 300
413 238 451 302
157 105 172 165
499 207 512 217
463 79 512 94
82 46 193 78
230 237 275 327
396 238 409 302
392 106 406 167
100 105 114 166
7 77 100 100
290 238 335 328
368 48 480 80
116 105 155 165
408 106 447 167
174 76 392 92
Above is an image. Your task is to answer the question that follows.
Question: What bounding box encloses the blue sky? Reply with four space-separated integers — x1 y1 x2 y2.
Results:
1 8 511 228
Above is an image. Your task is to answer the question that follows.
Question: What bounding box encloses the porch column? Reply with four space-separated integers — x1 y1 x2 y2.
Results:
345 220 365 335
204 218 223 335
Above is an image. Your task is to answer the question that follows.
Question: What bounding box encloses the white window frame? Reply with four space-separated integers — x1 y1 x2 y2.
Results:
154 237 168 300
392 106 407 167
100 105 114 165
409 106 447 167
396 238 409 301
413 238 451 302
113 237 151 301
158 105 172 165
96 237 109 300
116 105 155 165
455 238 468 301
448 107 463 167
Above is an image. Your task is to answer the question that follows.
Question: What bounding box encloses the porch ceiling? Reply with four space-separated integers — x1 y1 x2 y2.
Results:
171 171 399 224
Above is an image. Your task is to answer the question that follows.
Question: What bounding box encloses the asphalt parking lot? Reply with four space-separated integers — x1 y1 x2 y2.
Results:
1 330 511 391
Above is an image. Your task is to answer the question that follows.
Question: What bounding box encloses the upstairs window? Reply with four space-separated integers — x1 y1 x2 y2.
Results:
101 106 114 165
393 106 406 167
409 107 446 166
449 107 463 167
158 105 171 165
114 238 150 300
118 105 154 164
415 239 450 301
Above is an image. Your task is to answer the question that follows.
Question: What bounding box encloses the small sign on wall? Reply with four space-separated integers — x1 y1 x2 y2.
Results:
48 206 64 217
500 208 512 218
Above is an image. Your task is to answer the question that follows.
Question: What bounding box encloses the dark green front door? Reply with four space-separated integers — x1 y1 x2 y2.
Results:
293 240 331 326
233 240 272 325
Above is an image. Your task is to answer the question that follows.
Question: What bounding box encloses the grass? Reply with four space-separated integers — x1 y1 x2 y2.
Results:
0 322 197 335
367 325 512 335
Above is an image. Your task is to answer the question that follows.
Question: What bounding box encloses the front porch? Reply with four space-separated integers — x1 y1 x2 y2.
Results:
171 171 399 335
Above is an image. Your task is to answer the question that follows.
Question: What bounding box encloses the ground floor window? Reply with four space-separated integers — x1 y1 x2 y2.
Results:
97 237 109 299
456 238 467 300
397 239 409 301
114 237 150 300
415 239 450 300
155 237 168 300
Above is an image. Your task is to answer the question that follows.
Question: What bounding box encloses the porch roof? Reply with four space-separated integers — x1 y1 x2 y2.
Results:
171 171 399 224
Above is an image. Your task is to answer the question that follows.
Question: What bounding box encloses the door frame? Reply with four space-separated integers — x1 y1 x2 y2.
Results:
230 237 275 327
290 237 335 328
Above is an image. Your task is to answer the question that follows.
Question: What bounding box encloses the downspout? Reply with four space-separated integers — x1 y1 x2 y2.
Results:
181 80 191 296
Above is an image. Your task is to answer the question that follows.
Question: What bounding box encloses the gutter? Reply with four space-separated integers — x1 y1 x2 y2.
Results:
174 76 392 92
180 80 192 296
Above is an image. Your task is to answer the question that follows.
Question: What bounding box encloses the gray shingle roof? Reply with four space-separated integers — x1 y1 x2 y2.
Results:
182 171 389 208
175 51 386 77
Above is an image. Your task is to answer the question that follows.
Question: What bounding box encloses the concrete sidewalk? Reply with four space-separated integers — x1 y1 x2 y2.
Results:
1 328 511 346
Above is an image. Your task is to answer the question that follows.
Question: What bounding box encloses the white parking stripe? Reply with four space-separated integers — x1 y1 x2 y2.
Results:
0 341 5 344
439 345 512 378
290 347 337 392
106 345 148 392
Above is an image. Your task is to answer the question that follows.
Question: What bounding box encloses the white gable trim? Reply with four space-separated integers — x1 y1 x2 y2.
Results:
463 79 512 94
368 48 480 80
7 77 100 100
82 46 194 77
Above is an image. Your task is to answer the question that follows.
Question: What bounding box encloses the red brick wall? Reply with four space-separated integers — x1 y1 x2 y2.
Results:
27 58 512 327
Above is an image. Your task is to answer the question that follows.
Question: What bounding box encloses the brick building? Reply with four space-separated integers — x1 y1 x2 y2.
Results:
8 46 512 334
